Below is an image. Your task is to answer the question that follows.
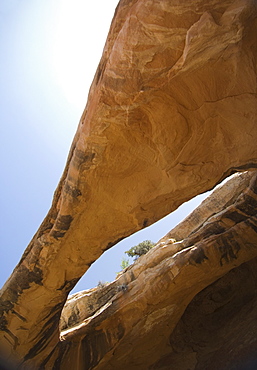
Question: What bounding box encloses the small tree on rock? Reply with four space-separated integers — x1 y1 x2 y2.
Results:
120 257 130 270
125 240 155 261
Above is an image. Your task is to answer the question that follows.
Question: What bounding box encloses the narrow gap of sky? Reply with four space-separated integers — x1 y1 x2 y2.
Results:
72 191 210 294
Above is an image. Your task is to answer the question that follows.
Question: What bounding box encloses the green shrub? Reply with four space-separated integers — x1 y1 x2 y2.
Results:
125 240 155 260
120 257 130 270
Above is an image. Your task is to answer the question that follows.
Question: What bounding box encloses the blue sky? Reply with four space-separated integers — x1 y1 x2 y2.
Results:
0 1 209 294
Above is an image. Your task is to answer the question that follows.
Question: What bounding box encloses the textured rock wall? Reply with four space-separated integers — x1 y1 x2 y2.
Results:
157 258 257 370
0 0 257 368
48 171 257 369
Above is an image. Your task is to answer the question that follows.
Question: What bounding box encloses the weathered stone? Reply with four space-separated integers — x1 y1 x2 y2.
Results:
1 0 257 368
50 171 257 369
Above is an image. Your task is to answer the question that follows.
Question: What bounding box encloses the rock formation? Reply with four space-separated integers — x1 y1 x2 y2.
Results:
1 0 257 368
53 171 257 370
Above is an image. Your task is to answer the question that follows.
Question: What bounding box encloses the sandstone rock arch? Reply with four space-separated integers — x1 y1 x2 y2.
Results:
1 0 257 368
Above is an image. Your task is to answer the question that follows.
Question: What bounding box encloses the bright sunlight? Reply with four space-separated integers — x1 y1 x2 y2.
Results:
51 0 119 111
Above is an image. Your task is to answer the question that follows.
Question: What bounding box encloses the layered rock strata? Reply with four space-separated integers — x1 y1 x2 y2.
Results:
52 171 257 369
0 0 257 368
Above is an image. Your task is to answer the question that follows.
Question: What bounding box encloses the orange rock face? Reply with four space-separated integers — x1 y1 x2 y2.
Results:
1 0 257 368
52 171 257 370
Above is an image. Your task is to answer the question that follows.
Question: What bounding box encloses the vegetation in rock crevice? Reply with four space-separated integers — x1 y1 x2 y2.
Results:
125 240 155 261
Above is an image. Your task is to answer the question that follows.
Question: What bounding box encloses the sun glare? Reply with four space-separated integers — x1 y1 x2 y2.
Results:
51 0 118 112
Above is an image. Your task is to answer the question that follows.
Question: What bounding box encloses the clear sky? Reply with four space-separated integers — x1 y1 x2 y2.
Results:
0 0 209 295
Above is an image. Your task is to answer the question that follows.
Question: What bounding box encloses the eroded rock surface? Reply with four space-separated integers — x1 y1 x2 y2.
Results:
0 0 257 368
52 171 257 369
